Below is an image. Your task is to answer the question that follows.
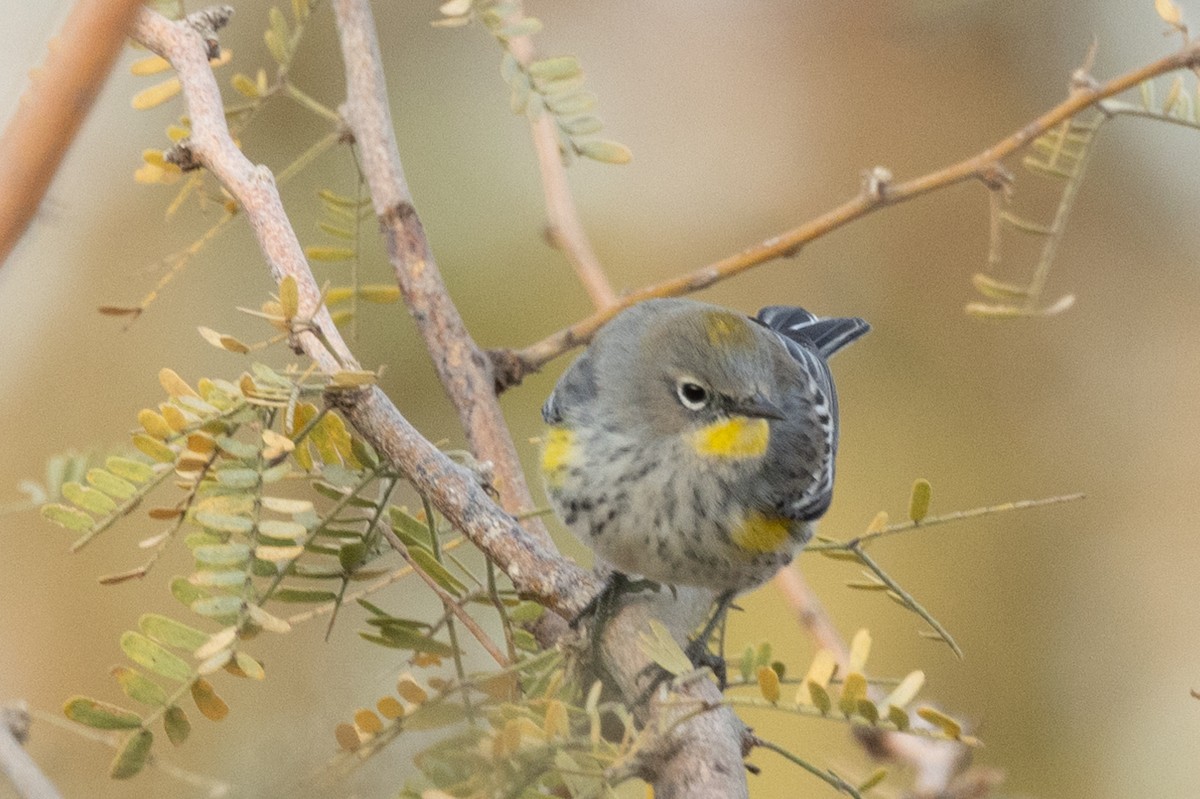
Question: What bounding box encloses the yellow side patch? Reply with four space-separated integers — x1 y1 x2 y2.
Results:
702 310 754 348
540 426 575 487
689 416 770 460
732 512 792 554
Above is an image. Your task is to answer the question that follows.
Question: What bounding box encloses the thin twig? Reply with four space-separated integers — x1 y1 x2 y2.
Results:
853 544 964 659
29 707 231 796
502 0 617 310
379 521 509 668
502 39 1200 382
0 0 147 268
750 734 863 799
808 492 1086 551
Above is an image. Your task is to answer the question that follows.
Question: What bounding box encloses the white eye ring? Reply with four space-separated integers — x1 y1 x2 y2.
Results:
675 378 710 411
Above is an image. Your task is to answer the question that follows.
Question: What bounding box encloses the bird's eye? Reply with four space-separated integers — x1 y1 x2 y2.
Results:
675 379 710 411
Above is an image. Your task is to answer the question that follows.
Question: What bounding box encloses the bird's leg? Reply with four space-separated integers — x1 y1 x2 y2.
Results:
571 572 666 696
569 571 662 630
631 589 738 704
683 590 737 690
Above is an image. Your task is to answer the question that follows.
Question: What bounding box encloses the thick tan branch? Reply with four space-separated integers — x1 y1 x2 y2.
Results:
333 0 551 540
504 39 1200 382
0 0 145 268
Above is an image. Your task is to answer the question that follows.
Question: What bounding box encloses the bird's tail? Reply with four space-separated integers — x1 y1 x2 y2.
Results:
755 305 870 359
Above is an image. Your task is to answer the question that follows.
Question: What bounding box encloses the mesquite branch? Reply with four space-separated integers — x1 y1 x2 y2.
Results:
133 6 750 795
494 38 1200 387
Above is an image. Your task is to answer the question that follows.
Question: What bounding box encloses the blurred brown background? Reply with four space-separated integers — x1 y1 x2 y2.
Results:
2 1 1199 797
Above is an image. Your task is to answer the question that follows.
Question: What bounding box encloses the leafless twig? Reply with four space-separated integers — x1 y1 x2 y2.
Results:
495 38 1200 386
502 0 617 310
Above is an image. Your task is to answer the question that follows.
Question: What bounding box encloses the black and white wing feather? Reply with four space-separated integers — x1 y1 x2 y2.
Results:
754 306 869 520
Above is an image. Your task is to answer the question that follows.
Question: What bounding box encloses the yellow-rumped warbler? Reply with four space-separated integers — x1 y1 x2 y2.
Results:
540 298 868 679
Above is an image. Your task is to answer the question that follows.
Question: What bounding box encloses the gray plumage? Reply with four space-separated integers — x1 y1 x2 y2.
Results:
541 298 868 593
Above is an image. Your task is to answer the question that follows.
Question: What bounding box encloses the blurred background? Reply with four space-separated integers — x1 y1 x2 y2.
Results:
2 1 1199 797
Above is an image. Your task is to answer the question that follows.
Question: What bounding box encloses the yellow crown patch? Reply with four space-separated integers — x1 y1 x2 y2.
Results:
702 310 754 348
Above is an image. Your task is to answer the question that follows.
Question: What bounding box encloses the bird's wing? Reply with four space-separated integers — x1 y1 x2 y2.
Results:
753 306 870 520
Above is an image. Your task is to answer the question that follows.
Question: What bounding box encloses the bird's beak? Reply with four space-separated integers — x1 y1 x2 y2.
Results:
730 394 785 421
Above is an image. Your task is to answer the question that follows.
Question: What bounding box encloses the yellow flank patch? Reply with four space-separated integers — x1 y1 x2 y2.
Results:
689 416 770 460
540 426 575 487
732 512 792 554
702 310 754 348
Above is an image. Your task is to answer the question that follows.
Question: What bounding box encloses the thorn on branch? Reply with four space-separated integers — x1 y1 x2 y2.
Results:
163 139 202 172
186 5 235 61
861 166 893 203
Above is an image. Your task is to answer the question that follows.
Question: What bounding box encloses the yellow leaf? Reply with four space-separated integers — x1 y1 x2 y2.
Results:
396 673 429 704
305 245 355 262
839 672 868 717
159 368 199 398
916 706 963 739
543 699 569 738
334 722 360 751
133 434 176 463
159 403 191 432
130 55 172 76
254 544 304 562
233 651 265 680
909 478 932 523
329 370 377 388
279 276 299 319
377 696 404 719
354 708 383 735
756 665 780 703
797 649 837 705
131 78 182 110
358 284 401 303
1156 0 1182 27
577 139 633 165
848 628 871 672
231 73 260 98
190 678 229 721
866 511 888 534
882 670 925 712
138 409 172 440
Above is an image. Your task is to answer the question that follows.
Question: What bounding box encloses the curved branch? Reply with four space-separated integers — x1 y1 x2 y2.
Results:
500 39 1200 383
